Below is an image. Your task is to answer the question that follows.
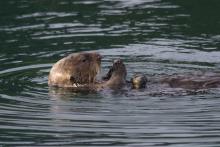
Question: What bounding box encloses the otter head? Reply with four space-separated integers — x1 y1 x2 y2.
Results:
48 52 102 87
68 52 102 84
131 74 147 89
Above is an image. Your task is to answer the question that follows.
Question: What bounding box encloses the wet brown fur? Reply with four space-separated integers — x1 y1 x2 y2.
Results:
100 59 127 89
48 52 127 90
162 75 220 89
48 52 101 88
49 52 220 93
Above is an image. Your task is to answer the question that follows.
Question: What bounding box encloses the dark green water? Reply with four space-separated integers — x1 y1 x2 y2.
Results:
1 0 220 146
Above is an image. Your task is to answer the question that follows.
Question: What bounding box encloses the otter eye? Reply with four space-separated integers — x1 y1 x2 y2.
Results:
81 57 87 62
80 54 89 63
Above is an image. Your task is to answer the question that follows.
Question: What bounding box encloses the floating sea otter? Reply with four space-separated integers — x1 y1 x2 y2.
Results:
48 52 127 91
97 60 220 90
161 74 220 89
48 52 220 92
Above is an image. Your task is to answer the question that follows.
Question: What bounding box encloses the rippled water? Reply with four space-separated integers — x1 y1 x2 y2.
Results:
1 0 220 146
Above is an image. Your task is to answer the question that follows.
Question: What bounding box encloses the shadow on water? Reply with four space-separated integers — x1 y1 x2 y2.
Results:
1 0 220 146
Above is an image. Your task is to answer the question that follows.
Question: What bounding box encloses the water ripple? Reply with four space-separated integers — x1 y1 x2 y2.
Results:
1 0 220 146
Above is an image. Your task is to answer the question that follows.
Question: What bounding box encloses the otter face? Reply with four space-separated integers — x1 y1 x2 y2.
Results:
68 52 102 84
48 52 102 87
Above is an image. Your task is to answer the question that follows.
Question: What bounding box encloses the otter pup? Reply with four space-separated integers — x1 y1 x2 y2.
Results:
162 75 220 89
131 74 147 89
48 52 127 91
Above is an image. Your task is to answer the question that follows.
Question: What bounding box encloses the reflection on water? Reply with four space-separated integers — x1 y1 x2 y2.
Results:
1 0 220 146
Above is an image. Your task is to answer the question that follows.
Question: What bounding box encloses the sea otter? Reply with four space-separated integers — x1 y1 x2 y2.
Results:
161 74 220 89
49 52 220 93
48 52 102 88
131 74 148 89
103 66 220 90
48 52 127 91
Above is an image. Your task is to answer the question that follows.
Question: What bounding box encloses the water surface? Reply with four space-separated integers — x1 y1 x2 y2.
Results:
1 0 220 146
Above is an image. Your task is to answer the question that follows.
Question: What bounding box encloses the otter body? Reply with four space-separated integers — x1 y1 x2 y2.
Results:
130 74 220 90
161 74 220 89
48 52 220 93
